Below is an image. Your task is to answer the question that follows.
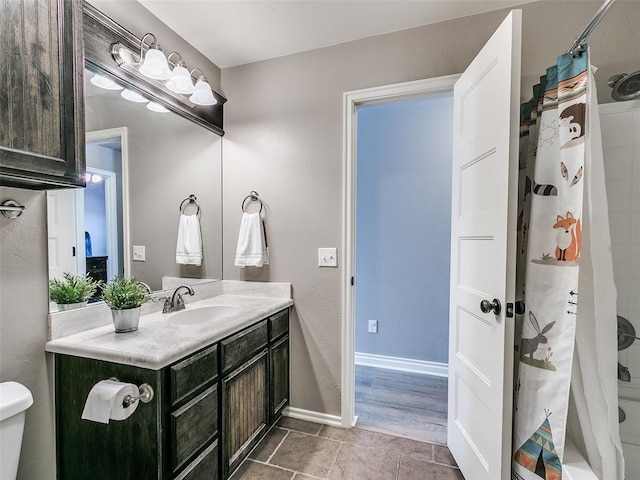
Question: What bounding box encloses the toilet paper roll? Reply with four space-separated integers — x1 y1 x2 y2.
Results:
81 380 139 424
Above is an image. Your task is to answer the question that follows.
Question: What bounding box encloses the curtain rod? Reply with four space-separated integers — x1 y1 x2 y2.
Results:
568 0 618 57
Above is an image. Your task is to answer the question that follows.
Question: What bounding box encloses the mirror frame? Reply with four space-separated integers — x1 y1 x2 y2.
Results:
83 1 226 136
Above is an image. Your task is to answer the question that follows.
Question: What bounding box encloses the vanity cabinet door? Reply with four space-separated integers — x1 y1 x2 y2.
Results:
270 335 289 422
221 350 269 478
0 0 85 189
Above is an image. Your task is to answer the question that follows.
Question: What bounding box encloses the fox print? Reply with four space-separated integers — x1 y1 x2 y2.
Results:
554 211 581 262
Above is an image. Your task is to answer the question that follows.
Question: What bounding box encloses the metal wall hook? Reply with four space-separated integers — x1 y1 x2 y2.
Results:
0 200 25 219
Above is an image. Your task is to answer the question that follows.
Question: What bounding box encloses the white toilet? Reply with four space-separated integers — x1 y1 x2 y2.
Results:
0 382 33 480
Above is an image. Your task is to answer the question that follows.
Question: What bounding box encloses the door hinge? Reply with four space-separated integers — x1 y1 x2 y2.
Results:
351 276 354 286
72 246 76 257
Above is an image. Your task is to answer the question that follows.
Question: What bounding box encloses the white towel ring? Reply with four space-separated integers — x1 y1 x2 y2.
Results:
241 191 263 214
179 194 201 216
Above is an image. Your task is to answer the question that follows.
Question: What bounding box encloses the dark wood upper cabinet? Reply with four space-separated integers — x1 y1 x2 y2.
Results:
0 0 85 189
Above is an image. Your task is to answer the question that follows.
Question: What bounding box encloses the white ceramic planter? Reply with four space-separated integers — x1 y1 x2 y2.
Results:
111 307 141 333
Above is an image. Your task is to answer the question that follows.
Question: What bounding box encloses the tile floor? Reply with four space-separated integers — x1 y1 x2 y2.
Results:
230 417 464 480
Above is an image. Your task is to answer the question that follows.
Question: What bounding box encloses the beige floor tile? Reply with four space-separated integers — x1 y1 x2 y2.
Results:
230 460 294 480
318 426 374 447
370 432 434 462
269 431 340 477
398 456 464 480
292 475 323 480
433 444 458 467
277 417 323 435
250 427 288 462
329 444 400 480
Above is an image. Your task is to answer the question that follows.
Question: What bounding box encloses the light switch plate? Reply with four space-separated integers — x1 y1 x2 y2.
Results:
318 248 338 267
133 245 146 262
368 319 378 333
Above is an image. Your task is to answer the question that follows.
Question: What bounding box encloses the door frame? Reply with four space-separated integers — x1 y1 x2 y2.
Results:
341 74 460 428
86 127 131 277
83 166 119 280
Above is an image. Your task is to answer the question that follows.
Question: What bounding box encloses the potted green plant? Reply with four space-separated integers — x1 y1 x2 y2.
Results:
101 276 151 333
49 272 102 311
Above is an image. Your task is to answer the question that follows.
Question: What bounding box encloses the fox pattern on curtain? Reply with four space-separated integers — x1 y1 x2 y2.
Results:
512 50 588 480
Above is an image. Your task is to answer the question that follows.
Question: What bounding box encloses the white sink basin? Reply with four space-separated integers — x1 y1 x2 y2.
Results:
167 305 240 326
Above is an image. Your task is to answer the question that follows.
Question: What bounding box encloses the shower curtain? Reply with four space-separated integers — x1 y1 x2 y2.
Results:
512 48 624 480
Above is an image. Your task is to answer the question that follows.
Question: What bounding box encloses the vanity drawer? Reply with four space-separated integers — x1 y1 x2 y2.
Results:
171 384 218 472
221 320 268 373
174 440 218 480
171 344 218 405
269 309 289 341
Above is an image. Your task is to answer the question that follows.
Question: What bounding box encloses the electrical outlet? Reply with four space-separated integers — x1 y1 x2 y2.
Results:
368 319 378 333
133 245 146 262
318 248 338 267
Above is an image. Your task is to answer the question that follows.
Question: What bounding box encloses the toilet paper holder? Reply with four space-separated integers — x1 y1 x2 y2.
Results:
109 378 154 408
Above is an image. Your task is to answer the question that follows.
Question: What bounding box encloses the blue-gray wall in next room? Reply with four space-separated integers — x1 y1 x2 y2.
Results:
355 94 453 364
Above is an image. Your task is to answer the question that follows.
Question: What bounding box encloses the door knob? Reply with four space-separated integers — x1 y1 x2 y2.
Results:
480 299 501 315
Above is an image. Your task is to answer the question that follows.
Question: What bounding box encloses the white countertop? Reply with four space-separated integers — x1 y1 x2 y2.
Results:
46 288 292 370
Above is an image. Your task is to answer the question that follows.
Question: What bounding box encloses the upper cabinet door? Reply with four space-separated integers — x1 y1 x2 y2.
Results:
0 0 85 189
447 10 521 480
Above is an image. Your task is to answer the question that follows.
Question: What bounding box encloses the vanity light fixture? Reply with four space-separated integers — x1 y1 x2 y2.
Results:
189 69 217 106
166 53 195 94
121 89 148 103
90 73 123 91
111 33 219 108
147 102 170 113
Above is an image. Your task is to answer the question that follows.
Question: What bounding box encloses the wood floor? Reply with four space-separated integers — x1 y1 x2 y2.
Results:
355 365 448 445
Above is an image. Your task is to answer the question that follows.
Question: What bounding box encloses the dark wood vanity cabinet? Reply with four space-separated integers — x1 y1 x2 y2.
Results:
55 308 289 480
0 0 86 189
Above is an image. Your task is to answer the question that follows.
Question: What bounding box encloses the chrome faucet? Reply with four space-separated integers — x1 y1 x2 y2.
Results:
163 285 195 313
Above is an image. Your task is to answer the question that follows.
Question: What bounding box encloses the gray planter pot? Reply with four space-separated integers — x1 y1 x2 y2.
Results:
57 301 88 311
111 307 142 333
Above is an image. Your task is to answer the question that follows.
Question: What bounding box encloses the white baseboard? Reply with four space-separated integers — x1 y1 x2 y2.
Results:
283 406 343 428
355 352 448 377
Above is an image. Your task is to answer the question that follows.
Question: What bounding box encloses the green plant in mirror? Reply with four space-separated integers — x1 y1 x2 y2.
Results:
101 276 151 310
49 272 102 304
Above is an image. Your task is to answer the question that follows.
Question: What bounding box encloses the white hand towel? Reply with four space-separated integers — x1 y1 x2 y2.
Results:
235 212 268 267
176 214 202 266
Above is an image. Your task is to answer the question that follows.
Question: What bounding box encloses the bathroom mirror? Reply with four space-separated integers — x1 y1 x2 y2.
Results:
47 3 225 311
46 68 223 310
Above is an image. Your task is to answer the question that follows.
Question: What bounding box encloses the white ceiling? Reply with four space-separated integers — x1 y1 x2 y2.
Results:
138 0 536 69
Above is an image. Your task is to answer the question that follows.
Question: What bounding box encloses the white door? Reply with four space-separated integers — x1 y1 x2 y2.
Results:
447 10 521 480
47 189 78 280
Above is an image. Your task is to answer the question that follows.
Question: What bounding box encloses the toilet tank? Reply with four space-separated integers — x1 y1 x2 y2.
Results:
0 382 34 480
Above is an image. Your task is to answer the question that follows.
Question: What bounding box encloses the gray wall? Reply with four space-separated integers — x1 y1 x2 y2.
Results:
0 4 222 478
355 96 453 364
85 92 222 291
220 1 640 417
0 189 54 480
